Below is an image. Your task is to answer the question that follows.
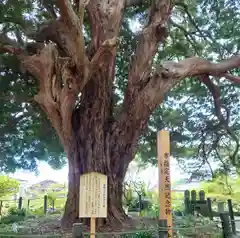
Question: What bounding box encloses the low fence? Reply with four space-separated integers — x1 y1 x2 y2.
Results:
184 189 239 237
0 191 238 237
0 195 66 216
1 194 185 217
0 221 221 238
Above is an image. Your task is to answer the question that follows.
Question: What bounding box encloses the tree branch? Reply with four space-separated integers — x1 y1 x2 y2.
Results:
118 55 240 158
116 1 176 146
125 0 172 103
21 43 78 153
0 45 24 55
0 33 20 49
199 75 239 165
154 56 240 164
0 37 68 147
159 56 240 80
150 56 240 115
116 1 174 144
55 0 87 65
89 37 119 71
87 0 125 51
28 19 92 92
223 73 240 84
0 33 24 54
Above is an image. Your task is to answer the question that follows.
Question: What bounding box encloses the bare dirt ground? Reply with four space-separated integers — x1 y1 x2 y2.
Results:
14 215 220 238
14 216 159 237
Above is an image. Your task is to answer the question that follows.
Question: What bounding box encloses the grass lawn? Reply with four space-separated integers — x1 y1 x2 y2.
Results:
0 195 67 216
0 194 223 237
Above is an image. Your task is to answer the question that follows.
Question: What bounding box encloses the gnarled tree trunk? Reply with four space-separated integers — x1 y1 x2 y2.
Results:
62 134 132 228
61 68 146 228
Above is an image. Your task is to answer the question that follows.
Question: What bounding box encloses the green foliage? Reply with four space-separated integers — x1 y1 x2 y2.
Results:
138 189 185 218
123 231 155 237
123 171 185 218
0 176 19 197
135 0 240 174
200 174 240 211
46 192 56 207
30 207 45 217
84 231 156 238
171 192 184 211
0 193 221 237
0 207 26 225
123 183 134 207
8 207 26 217
0 0 239 176
0 214 25 224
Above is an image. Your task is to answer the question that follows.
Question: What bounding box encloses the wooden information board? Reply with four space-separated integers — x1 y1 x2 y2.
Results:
79 172 107 238
79 172 107 218
157 130 173 237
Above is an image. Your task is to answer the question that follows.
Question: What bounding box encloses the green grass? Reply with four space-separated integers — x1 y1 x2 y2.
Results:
0 194 224 238
0 195 66 217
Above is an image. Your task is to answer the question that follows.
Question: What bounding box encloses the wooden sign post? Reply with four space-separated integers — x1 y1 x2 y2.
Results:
79 172 108 238
157 130 173 237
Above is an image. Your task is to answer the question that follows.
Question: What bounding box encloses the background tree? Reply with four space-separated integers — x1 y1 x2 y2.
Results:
0 176 19 198
0 0 240 228
200 174 240 211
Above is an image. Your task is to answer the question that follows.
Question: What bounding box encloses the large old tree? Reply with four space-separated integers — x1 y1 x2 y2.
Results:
1 0 240 228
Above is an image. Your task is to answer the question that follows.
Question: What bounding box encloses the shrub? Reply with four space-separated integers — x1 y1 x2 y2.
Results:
0 176 19 198
124 231 154 237
30 207 45 216
0 215 25 224
8 207 26 217
0 207 27 224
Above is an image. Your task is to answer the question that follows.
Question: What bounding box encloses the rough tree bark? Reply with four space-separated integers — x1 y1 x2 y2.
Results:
1 0 240 230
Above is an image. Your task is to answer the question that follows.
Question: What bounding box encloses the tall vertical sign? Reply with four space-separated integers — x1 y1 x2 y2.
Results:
157 130 172 237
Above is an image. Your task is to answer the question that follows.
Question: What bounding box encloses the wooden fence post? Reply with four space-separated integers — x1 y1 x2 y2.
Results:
184 190 190 214
18 197 23 210
138 194 142 214
220 213 233 238
52 200 55 211
158 219 168 238
27 199 30 209
218 202 225 213
44 195 48 215
0 201 3 216
191 190 197 214
72 223 83 238
227 199 236 235
207 198 213 220
199 190 205 201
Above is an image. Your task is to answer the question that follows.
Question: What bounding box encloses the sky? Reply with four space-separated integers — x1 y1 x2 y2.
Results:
9 157 187 187
10 161 69 185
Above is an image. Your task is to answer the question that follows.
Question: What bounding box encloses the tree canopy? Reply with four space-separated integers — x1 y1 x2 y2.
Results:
0 0 239 177
201 174 240 210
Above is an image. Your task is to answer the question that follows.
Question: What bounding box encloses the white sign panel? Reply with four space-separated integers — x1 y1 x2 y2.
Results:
79 172 107 218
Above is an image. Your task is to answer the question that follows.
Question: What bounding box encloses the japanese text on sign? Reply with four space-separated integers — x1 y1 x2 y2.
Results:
157 130 172 238
163 153 172 217
79 172 107 218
